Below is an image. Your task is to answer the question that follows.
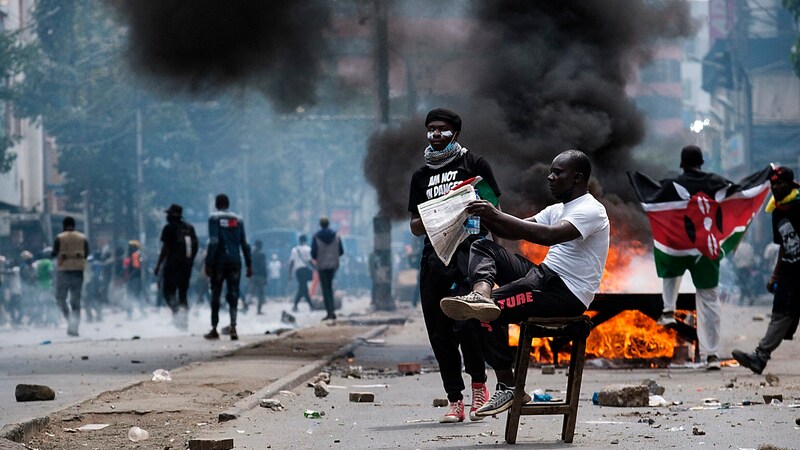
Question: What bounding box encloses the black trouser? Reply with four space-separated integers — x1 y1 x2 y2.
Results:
420 238 513 402
468 239 587 370
293 268 313 309
756 275 800 360
318 268 337 318
209 263 241 328
163 262 193 313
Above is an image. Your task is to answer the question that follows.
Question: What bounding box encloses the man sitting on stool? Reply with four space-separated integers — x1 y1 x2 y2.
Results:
440 149 610 416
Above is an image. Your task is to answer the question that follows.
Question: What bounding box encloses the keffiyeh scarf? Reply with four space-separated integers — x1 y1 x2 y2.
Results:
424 142 468 169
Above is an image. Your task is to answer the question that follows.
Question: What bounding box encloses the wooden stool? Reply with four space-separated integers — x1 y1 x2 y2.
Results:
505 315 592 444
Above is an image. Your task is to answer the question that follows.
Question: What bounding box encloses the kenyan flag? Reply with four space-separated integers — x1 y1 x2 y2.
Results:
628 166 772 287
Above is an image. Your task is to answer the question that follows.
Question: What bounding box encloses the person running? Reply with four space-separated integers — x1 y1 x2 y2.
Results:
732 166 800 374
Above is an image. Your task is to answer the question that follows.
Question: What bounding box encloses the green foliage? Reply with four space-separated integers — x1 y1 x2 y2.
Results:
4 0 208 239
783 0 800 77
0 29 40 172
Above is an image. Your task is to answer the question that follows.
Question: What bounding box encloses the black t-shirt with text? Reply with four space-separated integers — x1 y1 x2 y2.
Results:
408 152 501 252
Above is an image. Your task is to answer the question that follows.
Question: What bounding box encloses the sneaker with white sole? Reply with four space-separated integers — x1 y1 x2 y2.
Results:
440 291 500 322
469 383 489 421
439 399 465 423
705 354 721 371
657 310 677 327
474 383 532 417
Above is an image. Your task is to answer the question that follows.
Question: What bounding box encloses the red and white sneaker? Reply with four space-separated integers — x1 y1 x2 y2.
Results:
469 383 489 421
439 399 465 423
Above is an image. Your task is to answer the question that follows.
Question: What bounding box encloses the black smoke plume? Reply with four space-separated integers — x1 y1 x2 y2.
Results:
113 0 332 111
364 0 695 242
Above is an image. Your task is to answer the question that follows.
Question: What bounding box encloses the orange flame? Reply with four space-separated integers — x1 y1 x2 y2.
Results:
509 311 678 363
513 227 678 363
585 310 676 360
600 227 647 292
507 323 571 364
518 226 649 293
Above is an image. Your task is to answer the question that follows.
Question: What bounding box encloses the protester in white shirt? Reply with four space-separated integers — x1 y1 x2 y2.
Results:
440 150 610 417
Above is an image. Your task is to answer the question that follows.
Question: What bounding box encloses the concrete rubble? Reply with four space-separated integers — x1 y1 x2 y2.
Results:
596 384 650 407
14 385 55 402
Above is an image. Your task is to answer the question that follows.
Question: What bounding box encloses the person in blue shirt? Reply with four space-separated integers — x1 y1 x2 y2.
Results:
204 194 252 340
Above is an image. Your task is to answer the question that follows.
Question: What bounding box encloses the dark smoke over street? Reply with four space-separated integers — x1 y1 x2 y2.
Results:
364 0 694 237
113 0 333 111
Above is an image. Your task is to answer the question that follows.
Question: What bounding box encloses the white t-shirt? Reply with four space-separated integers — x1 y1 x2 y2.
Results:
267 259 282 279
288 244 312 275
534 193 610 307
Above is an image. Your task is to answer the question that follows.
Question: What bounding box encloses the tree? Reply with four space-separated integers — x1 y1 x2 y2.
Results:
783 0 800 77
0 29 39 173
10 0 203 243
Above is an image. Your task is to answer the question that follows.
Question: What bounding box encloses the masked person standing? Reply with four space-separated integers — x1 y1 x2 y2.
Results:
51 216 89 337
204 194 252 341
154 204 198 330
408 108 512 423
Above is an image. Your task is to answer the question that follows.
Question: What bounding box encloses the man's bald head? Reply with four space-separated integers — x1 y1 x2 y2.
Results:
548 150 592 203
557 149 591 180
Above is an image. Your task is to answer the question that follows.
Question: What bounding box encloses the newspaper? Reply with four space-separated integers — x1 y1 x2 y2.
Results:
417 184 476 265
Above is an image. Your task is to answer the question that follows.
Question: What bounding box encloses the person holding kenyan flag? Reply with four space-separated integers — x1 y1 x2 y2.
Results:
628 145 772 370
732 165 800 374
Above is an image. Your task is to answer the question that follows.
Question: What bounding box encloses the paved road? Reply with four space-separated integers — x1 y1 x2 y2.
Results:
5 296 800 449
202 302 800 449
0 294 372 429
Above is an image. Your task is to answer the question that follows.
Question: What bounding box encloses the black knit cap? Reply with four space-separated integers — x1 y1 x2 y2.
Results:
680 145 704 169
425 108 462 132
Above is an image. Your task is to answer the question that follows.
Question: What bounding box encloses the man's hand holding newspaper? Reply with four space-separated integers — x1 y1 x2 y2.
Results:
416 183 477 266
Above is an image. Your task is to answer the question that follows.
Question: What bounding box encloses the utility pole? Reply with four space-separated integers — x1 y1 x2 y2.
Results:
135 108 146 247
376 0 390 124
241 146 251 226
372 0 395 311
731 0 753 175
